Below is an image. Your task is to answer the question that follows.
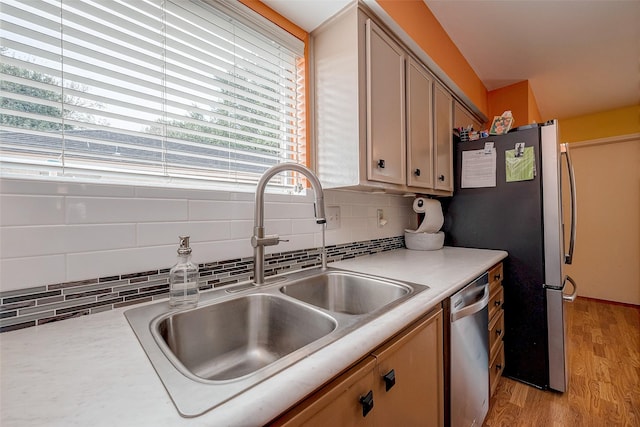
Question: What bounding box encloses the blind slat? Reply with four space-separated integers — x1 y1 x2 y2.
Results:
0 0 305 189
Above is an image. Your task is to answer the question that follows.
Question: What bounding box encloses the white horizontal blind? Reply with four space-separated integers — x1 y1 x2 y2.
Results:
0 0 306 189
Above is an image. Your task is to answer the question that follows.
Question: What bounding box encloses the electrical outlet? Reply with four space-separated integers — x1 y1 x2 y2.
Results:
326 206 341 230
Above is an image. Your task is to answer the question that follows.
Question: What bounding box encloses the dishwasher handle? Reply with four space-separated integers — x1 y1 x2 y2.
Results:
450 284 490 323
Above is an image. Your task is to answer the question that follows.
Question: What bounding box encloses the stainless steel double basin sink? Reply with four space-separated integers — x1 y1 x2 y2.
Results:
125 268 429 417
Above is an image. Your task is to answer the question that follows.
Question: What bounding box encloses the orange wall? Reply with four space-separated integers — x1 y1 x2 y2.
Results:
488 81 529 128
377 0 488 116
487 81 542 128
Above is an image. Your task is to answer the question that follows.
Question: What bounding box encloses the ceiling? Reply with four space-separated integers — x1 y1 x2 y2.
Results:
261 0 640 120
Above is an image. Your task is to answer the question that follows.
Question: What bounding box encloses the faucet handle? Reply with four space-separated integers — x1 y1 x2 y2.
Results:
251 234 286 248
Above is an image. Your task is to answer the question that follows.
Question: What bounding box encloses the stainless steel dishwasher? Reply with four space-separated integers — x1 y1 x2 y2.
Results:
450 272 490 427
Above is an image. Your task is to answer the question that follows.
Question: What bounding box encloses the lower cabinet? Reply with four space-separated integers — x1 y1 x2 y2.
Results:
272 308 444 426
488 262 505 398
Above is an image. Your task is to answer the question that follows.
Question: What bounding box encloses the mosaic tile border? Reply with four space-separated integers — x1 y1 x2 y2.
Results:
0 236 405 333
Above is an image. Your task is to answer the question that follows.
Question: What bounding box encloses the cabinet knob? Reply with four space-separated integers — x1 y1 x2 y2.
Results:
438 174 445 181
382 369 396 391
496 329 502 336
377 159 385 169
494 300 502 306
359 390 374 417
495 273 502 281
414 168 421 176
496 363 503 370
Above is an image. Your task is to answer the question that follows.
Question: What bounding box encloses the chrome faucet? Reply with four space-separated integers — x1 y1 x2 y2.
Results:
252 163 327 285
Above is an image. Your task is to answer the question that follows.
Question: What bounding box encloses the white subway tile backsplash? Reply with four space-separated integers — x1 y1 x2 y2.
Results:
264 202 316 220
1 255 66 291
291 218 323 235
229 191 255 201
134 185 232 201
0 178 419 292
0 195 65 226
66 197 188 224
264 219 293 236
188 200 253 221
1 224 136 258
350 204 371 219
319 228 352 247
137 221 231 246
0 178 134 197
192 239 252 264
66 246 176 282
228 220 253 240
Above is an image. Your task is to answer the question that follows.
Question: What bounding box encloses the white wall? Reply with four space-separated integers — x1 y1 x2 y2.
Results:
0 178 416 292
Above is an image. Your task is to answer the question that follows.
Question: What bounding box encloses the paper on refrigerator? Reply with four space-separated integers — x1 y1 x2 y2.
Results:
461 148 497 188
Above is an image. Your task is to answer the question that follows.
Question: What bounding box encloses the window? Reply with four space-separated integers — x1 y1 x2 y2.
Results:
0 0 306 191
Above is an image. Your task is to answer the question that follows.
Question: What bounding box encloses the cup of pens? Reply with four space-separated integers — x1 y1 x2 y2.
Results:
459 128 470 142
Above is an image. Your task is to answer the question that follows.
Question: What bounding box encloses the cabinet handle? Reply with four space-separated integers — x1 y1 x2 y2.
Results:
377 159 385 169
438 174 445 181
359 390 374 417
494 300 502 306
496 329 502 336
496 363 503 370
382 369 396 391
495 273 502 281
414 168 421 176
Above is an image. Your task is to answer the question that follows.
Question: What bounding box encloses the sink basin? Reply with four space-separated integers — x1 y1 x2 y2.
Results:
124 267 429 417
156 294 337 381
280 270 410 314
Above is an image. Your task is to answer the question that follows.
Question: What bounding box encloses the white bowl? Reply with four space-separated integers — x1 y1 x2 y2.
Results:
404 231 444 251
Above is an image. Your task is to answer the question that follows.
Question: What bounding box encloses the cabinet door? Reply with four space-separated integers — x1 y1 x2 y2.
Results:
406 58 434 189
454 101 482 132
365 19 406 185
433 82 453 191
273 357 377 427
371 309 444 427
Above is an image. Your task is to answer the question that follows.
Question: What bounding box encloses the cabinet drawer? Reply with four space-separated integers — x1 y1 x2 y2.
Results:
488 263 503 289
489 343 505 397
273 357 377 426
488 309 505 359
488 286 504 320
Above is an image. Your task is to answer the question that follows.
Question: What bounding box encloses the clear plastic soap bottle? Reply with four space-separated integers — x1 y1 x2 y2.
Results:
169 236 199 308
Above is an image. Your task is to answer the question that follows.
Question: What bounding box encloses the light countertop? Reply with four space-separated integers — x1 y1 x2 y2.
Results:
0 247 506 427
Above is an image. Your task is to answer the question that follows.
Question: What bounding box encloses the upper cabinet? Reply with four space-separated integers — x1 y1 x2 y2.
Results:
406 58 434 189
366 20 406 186
454 101 483 133
312 5 454 196
433 82 453 192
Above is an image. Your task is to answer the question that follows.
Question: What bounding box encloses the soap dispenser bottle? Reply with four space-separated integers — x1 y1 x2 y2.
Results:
169 236 199 308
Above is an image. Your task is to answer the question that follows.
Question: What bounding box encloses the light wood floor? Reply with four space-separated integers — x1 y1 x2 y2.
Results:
483 297 640 427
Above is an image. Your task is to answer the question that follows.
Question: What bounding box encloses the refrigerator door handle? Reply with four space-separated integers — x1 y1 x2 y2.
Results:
562 275 578 302
561 143 577 265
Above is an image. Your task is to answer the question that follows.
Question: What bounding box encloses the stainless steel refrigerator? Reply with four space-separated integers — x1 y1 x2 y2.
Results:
443 120 578 391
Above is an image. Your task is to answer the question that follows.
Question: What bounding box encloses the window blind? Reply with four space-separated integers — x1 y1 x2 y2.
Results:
0 0 306 190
